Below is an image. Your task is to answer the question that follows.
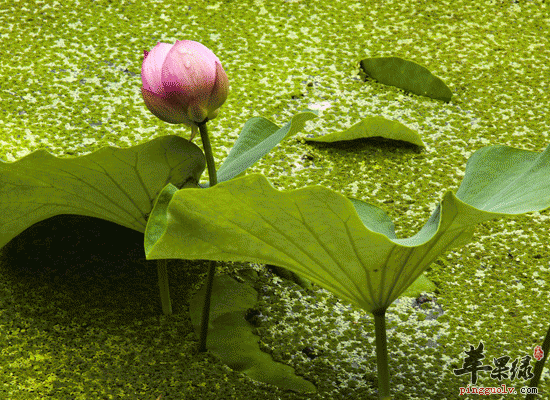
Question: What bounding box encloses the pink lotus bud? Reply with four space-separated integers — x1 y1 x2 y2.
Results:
141 40 229 128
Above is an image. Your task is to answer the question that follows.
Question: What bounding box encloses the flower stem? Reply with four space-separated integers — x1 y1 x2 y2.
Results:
199 122 218 187
373 308 392 400
197 121 217 352
157 259 172 315
526 321 550 400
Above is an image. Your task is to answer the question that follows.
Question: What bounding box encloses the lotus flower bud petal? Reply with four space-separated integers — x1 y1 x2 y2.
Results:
141 40 229 127
141 43 173 97
207 62 229 113
140 87 193 125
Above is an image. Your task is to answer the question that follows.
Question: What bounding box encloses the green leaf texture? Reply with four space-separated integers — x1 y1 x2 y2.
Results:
200 110 318 188
0 135 205 249
188 272 317 393
145 144 550 313
359 56 452 102
305 116 425 147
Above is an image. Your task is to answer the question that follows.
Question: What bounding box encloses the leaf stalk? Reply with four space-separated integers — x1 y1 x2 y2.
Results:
197 121 218 352
373 308 392 400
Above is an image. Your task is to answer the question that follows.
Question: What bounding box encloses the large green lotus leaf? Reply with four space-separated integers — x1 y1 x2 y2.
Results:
359 57 452 102
305 116 425 148
199 110 318 188
454 144 550 214
0 135 205 250
188 271 317 393
145 144 550 313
